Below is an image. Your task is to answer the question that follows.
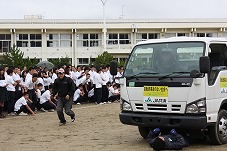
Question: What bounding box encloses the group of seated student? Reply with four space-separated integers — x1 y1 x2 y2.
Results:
0 64 122 118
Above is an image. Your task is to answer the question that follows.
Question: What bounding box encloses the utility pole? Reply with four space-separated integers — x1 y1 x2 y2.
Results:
101 0 107 52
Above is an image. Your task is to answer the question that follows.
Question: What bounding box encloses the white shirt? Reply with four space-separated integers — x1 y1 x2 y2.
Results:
71 71 77 84
14 96 27 111
25 78 37 90
78 76 90 86
73 89 81 102
109 86 115 97
40 90 51 104
95 73 103 88
37 77 45 91
0 79 7 87
12 73 21 82
25 72 32 82
89 70 95 82
92 72 98 85
88 88 94 97
52 73 58 83
107 70 113 83
6 75 15 91
43 77 52 86
115 72 122 84
100 71 109 85
37 89 42 99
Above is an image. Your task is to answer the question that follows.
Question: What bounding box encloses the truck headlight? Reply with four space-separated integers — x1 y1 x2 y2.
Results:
120 98 132 111
186 98 206 114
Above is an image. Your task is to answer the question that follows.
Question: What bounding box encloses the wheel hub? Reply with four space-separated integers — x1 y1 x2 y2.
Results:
219 116 227 139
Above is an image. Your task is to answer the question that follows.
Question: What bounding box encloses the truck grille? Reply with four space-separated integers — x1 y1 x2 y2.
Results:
134 103 182 112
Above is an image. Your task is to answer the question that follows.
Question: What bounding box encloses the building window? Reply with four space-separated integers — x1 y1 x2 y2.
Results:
165 33 176 38
136 33 159 43
222 33 227 37
177 33 189 37
107 33 118 45
47 34 72 47
78 58 89 64
195 33 218 37
77 33 101 47
90 58 96 64
17 34 29 47
30 34 42 47
16 34 42 47
60 34 72 47
107 33 131 45
0 34 11 53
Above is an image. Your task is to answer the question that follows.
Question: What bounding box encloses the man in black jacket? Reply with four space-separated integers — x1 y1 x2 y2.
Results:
147 128 187 150
53 68 76 126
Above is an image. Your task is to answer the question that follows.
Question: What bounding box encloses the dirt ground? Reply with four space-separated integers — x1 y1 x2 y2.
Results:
1 102 227 151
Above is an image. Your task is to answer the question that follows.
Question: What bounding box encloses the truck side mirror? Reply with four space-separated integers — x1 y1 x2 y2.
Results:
110 60 118 75
190 70 200 78
200 56 210 73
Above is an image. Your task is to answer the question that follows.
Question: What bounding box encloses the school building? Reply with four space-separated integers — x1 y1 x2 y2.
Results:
0 18 227 66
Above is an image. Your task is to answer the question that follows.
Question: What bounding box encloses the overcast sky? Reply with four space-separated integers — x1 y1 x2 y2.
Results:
0 0 226 19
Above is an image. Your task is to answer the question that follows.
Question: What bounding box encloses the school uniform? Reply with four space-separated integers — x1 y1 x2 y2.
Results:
73 89 85 104
94 73 103 104
6 75 16 114
100 71 109 102
0 78 7 102
25 78 38 111
14 96 29 114
39 90 55 110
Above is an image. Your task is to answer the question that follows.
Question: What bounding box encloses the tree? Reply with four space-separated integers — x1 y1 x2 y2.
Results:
3 44 25 68
3 45 39 68
93 51 113 67
48 56 71 68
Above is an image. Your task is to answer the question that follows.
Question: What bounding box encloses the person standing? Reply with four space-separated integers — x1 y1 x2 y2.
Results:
24 73 38 111
0 67 8 118
6 68 17 115
94 68 104 105
53 68 76 126
100 66 109 103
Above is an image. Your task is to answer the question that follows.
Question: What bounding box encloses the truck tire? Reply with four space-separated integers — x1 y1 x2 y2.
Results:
208 110 227 145
138 126 149 139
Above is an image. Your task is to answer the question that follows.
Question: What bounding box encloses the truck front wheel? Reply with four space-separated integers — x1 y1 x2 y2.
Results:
208 110 227 144
138 126 149 139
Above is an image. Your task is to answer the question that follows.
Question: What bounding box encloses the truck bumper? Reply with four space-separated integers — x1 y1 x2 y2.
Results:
119 112 208 129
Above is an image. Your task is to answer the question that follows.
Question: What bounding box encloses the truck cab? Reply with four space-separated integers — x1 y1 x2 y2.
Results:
116 37 227 145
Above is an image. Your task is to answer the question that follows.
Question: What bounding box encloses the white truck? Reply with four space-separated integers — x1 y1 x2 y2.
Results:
111 37 227 144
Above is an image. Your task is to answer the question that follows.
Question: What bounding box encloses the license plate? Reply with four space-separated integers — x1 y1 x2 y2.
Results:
143 86 168 103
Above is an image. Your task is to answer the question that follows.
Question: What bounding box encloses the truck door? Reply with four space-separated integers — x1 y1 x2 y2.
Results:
206 43 227 122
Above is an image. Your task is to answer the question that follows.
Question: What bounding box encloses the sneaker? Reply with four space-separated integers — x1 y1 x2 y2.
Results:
71 116 75 122
8 112 16 116
108 101 112 104
59 122 66 126
19 112 28 116
97 102 104 105
48 109 55 112
76 102 81 105
40 108 47 112
103 102 107 104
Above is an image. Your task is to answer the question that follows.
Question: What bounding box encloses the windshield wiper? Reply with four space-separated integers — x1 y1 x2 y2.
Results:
159 72 190 80
126 72 159 79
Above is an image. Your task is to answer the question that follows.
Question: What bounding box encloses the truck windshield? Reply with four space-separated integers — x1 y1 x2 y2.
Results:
124 42 205 78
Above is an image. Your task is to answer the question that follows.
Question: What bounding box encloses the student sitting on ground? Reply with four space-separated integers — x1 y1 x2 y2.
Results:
73 84 85 105
107 84 120 103
39 84 56 112
14 92 35 116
